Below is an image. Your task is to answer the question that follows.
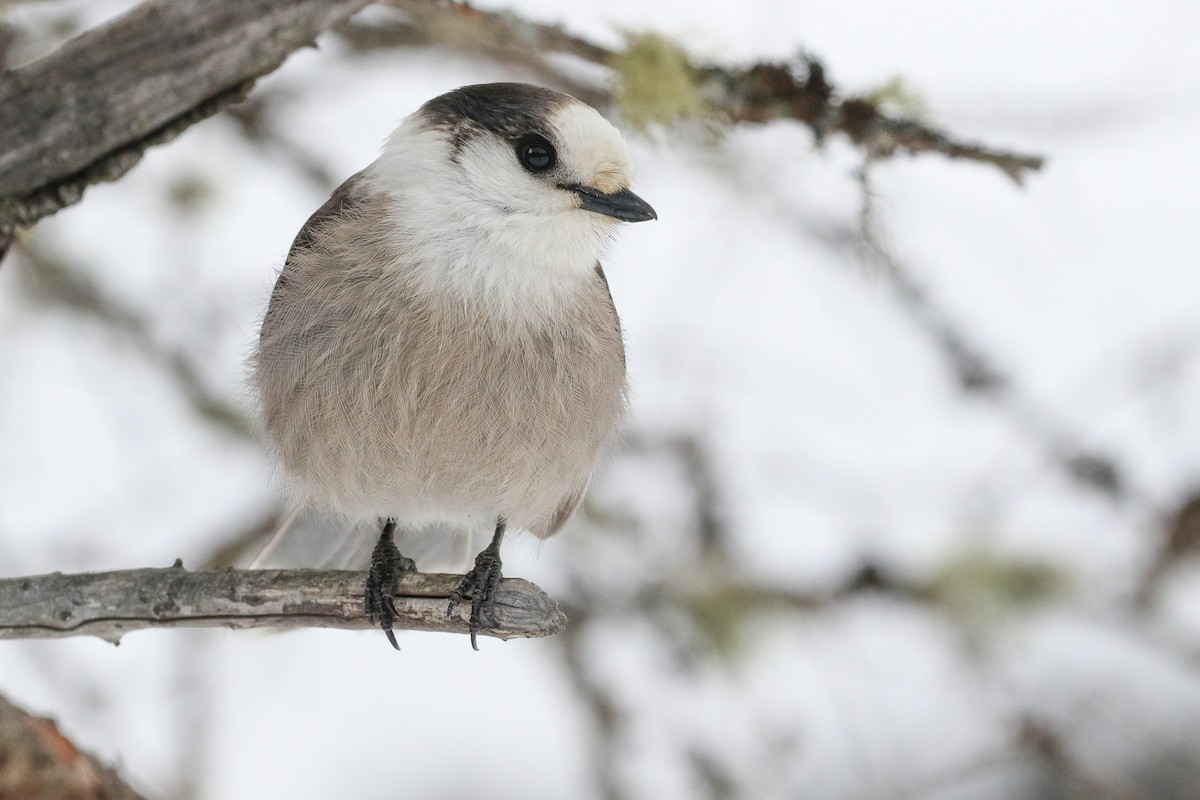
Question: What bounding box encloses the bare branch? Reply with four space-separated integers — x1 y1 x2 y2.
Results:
558 623 626 800
8 240 256 438
0 566 565 644
700 60 1044 183
0 694 146 800
1018 716 1158 800
0 0 376 254
1135 489 1200 608
834 96 1045 183
856 163 1136 504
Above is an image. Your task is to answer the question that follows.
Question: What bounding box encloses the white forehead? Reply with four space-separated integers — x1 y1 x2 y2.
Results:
549 102 634 194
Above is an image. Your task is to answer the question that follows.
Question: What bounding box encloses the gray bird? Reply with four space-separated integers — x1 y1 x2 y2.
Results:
253 83 656 649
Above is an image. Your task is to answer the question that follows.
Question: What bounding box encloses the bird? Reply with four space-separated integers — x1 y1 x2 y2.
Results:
252 83 656 650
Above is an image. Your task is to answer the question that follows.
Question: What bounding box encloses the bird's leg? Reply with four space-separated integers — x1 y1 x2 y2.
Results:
364 518 417 650
447 518 506 651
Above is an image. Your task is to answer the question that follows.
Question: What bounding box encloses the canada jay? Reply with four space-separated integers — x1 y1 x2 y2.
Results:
254 83 656 649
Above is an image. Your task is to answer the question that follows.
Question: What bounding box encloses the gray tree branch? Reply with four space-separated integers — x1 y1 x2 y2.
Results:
0 566 565 644
0 0 375 254
856 163 1134 504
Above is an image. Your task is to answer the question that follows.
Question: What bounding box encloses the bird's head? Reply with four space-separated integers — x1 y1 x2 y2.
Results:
366 83 656 313
413 83 656 225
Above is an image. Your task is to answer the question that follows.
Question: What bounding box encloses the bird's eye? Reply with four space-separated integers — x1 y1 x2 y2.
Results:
516 135 556 172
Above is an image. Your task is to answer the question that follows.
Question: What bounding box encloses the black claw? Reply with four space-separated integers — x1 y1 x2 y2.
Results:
364 519 416 650
447 519 506 651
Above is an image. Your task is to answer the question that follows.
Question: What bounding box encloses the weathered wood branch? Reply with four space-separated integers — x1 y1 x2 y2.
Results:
0 0 376 254
0 694 145 800
0 566 565 644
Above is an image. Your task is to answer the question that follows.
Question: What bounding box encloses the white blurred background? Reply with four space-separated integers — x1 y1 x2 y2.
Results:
2 1 1200 798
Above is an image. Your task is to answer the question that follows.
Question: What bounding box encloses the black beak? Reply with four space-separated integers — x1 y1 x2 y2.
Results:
562 184 657 223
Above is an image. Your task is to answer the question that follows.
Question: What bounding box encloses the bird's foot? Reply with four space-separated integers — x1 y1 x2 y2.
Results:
364 519 416 650
447 536 504 651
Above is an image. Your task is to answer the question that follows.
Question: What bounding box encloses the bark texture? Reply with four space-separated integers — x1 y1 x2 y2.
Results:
0 567 565 644
0 0 375 251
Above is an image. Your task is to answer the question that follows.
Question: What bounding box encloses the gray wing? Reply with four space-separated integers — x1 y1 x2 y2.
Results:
538 264 624 540
538 486 585 540
594 263 626 372
252 172 372 569
261 171 369 337
252 510 483 573
286 171 368 259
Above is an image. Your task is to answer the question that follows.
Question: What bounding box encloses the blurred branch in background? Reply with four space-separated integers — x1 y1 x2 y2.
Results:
1136 490 1200 609
0 567 564 643
0 693 146 800
856 162 1132 503
552 430 1200 798
6 241 255 439
856 164 1200 611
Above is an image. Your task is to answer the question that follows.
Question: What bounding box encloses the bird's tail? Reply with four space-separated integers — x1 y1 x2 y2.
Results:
248 508 480 572
247 506 302 569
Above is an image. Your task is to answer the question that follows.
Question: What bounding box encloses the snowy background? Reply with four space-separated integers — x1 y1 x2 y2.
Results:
3 1 1200 798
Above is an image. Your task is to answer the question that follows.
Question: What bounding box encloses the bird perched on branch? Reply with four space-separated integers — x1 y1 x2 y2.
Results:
253 83 656 649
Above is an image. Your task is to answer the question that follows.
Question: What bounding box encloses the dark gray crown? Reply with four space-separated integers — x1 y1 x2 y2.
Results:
418 83 575 148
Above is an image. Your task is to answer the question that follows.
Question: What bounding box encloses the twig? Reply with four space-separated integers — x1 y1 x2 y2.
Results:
8 240 255 438
856 162 1135 503
0 566 565 644
558 618 625 800
0 693 146 800
1018 716 1157 800
702 60 1044 184
1135 490 1200 608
